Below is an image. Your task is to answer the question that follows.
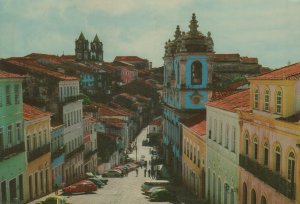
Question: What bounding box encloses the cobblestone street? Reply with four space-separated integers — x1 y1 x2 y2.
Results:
31 128 202 204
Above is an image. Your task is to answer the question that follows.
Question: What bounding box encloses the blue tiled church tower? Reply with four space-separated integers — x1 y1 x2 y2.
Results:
162 13 214 182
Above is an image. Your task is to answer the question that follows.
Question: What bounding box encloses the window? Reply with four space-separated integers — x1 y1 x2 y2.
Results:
190 143 193 160
243 183 247 204
287 152 295 181
276 90 282 114
214 119 217 141
231 127 236 152
264 89 269 111
14 84 20 104
0 127 3 150
44 130 47 144
6 85 11 105
263 142 269 166
197 150 200 167
184 139 186 154
254 89 259 109
261 196 267 204
244 132 249 155
251 189 256 204
219 122 223 144
275 145 281 173
16 123 21 142
7 125 12 145
225 125 229 148
33 134 37 149
191 61 202 85
253 137 258 160
193 146 196 164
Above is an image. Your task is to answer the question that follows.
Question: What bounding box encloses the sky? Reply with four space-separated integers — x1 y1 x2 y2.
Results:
0 0 300 68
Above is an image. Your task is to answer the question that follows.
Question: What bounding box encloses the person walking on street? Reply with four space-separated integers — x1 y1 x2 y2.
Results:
148 169 151 177
136 168 139 177
144 168 147 177
54 183 59 195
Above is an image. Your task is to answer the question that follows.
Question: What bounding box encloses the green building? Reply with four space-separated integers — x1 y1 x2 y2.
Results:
0 71 26 204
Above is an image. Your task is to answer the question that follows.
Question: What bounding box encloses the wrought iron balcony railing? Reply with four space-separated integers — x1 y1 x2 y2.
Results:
84 149 98 161
61 94 85 105
0 142 25 160
27 143 51 162
51 146 65 161
239 154 296 200
65 144 84 160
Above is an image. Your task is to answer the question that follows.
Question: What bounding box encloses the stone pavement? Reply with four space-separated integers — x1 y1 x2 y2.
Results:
30 128 204 204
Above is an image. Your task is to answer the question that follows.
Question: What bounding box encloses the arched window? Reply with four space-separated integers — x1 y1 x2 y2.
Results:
276 90 282 114
261 196 267 204
225 125 229 149
287 151 295 182
264 89 270 111
244 132 249 155
219 122 223 145
251 189 256 204
183 139 186 154
214 119 217 141
187 141 190 156
254 89 259 109
263 142 269 166
275 145 281 173
243 183 247 204
191 61 202 85
253 137 258 160
224 183 228 204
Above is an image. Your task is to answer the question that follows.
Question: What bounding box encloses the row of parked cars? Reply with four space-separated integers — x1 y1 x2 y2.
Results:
141 180 177 202
102 162 139 177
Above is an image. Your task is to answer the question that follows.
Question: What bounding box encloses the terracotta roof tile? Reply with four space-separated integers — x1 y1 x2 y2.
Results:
114 56 146 62
190 120 206 137
0 71 23 79
206 89 250 112
248 63 300 80
98 118 125 128
23 103 52 121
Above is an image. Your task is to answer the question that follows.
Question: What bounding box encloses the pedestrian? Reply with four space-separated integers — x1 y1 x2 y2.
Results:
144 168 147 177
145 160 148 169
151 169 154 178
54 183 59 195
136 168 139 177
148 169 151 177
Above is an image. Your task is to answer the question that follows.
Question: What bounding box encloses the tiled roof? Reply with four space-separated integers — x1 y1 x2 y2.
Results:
150 116 162 126
206 89 250 113
213 54 240 59
98 118 126 128
23 103 52 121
0 71 23 79
248 63 300 80
114 56 146 62
6 58 78 81
190 120 206 137
240 57 258 64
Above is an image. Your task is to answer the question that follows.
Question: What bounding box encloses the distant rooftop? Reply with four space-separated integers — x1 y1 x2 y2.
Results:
0 71 23 79
23 103 52 121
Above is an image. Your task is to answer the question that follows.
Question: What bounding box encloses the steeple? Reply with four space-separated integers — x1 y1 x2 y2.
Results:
93 34 100 43
189 13 199 36
174 25 181 40
78 32 86 40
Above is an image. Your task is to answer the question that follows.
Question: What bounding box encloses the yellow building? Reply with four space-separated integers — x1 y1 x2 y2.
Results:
24 104 52 202
238 63 300 204
182 114 206 200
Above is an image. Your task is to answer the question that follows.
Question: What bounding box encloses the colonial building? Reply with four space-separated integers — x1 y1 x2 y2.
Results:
238 63 300 204
0 71 26 204
114 56 150 70
75 32 103 62
50 122 64 188
206 89 250 204
83 113 98 173
163 14 213 182
24 104 52 202
181 114 206 200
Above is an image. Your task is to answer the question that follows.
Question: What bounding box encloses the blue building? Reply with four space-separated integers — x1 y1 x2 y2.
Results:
162 14 214 182
50 124 65 187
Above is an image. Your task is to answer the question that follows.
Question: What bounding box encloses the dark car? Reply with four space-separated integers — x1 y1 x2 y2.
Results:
87 177 105 188
149 189 176 202
102 170 123 178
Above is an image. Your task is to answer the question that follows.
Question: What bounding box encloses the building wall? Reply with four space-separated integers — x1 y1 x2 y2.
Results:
206 106 240 204
51 125 64 188
182 124 206 199
51 154 64 188
0 78 26 203
239 111 300 204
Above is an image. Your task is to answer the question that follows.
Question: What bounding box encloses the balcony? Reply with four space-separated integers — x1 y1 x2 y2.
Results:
61 94 85 105
239 154 296 199
65 144 84 160
27 143 51 162
0 142 25 160
51 146 65 161
84 149 98 161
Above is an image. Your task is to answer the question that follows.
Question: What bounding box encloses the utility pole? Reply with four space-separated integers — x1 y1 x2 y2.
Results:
135 137 138 162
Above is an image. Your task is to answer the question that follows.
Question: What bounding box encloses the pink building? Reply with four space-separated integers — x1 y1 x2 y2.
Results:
120 66 138 84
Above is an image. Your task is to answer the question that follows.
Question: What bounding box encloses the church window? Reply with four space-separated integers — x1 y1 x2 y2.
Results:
244 131 249 155
263 142 269 165
276 90 282 114
191 61 202 85
275 145 281 173
287 151 295 181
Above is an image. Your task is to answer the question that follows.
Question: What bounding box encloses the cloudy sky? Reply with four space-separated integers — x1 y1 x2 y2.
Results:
1 0 300 68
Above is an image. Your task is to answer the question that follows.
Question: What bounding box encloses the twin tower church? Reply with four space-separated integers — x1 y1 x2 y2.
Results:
75 32 104 62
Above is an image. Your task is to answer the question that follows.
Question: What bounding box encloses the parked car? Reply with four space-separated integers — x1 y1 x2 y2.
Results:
62 180 97 195
87 177 105 188
36 196 69 204
102 170 123 178
144 186 166 195
86 172 108 184
112 166 127 174
149 189 176 202
141 180 170 192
